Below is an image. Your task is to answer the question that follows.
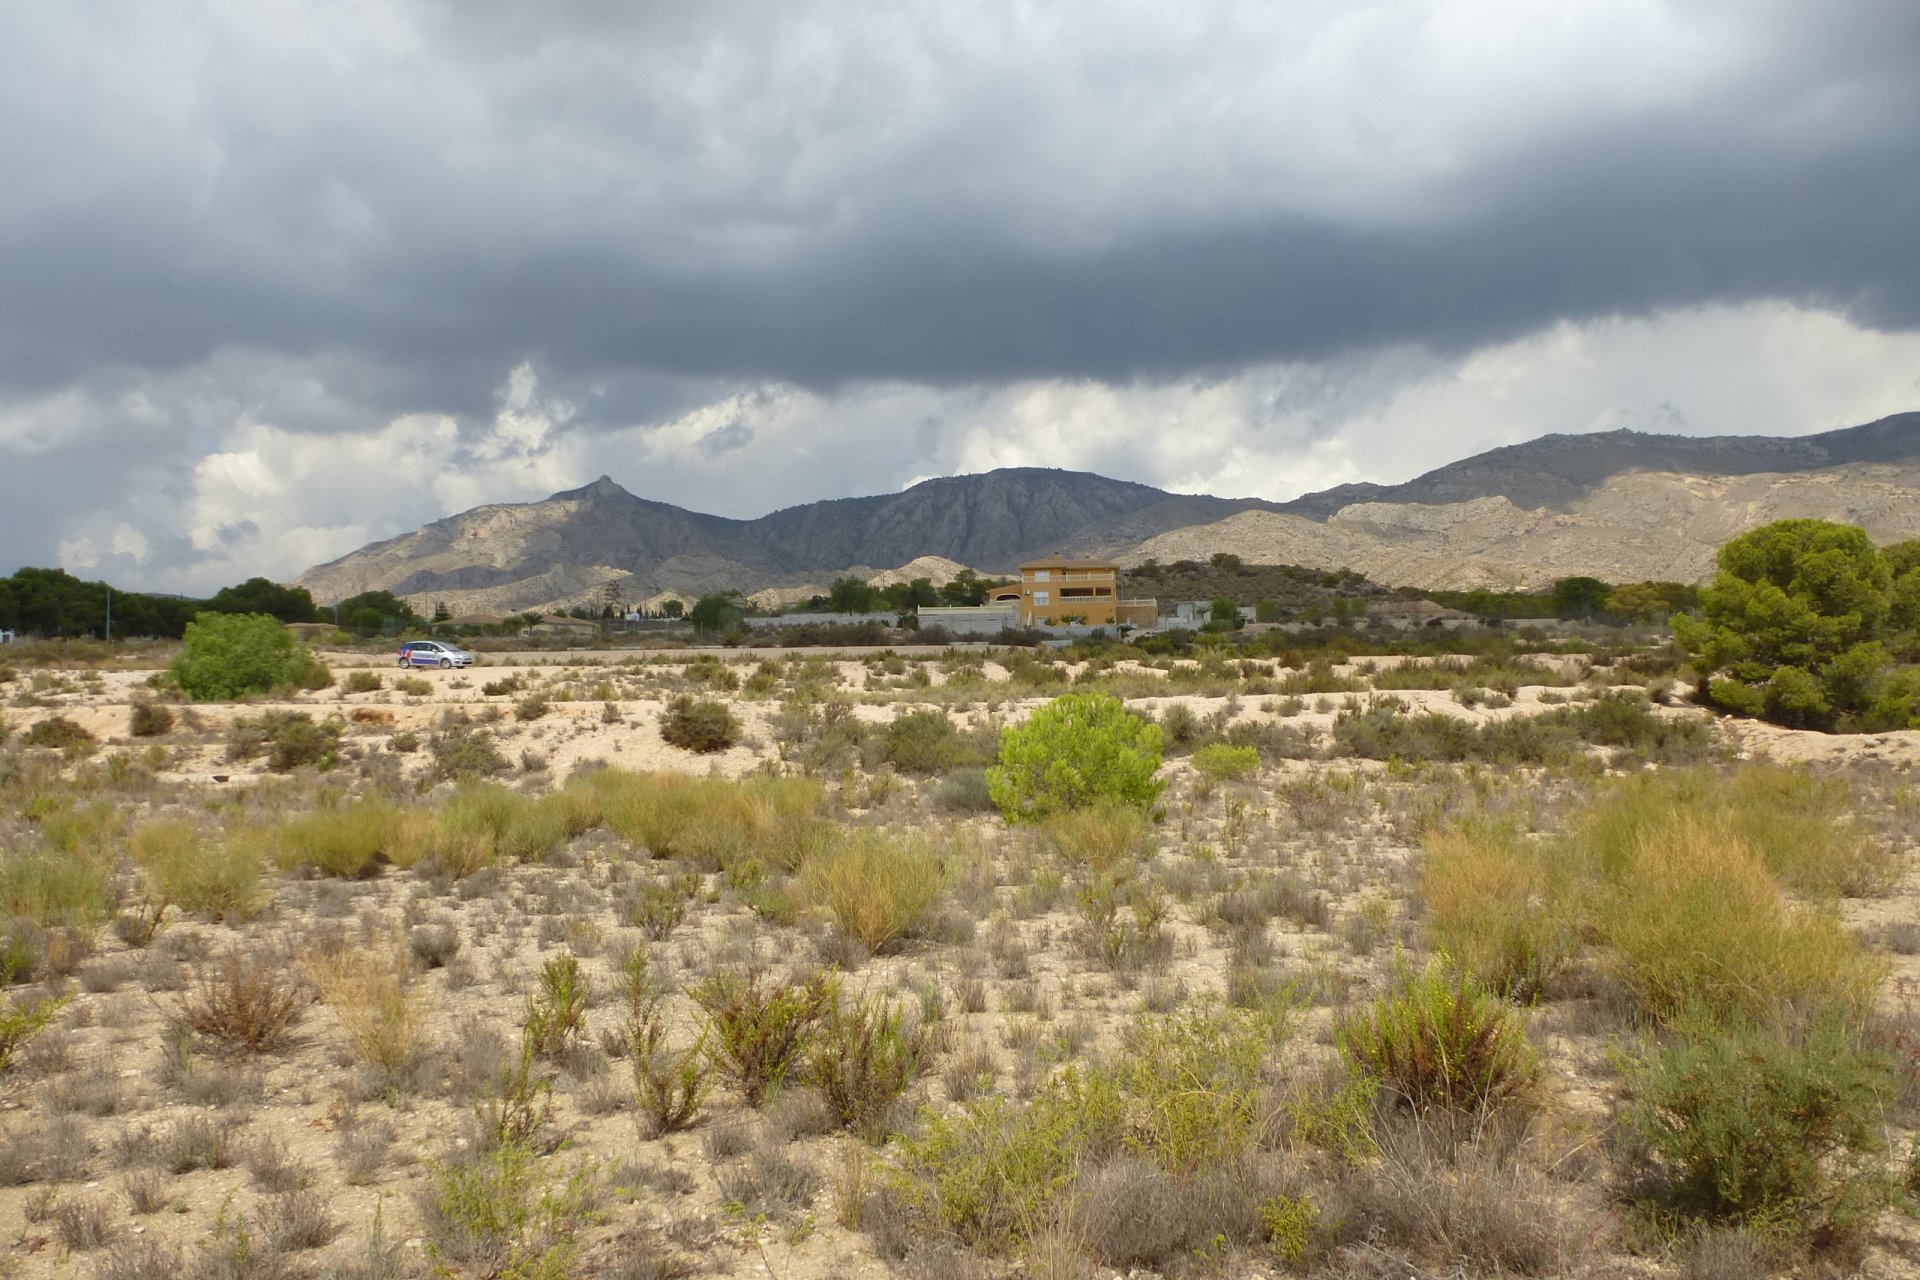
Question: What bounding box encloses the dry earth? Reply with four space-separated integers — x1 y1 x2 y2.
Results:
1 643 1917 1280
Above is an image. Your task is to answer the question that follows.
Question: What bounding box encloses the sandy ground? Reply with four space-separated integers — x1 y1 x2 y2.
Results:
1 647 1918 1279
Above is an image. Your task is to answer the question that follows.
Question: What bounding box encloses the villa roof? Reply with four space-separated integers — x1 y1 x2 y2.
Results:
1017 554 1118 571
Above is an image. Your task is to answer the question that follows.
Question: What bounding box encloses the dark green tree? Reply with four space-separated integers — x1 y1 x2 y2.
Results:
207 577 319 623
1549 576 1613 619
1206 596 1242 630
938 570 991 606
828 576 879 614
688 594 743 633
1673 519 1894 730
334 590 418 635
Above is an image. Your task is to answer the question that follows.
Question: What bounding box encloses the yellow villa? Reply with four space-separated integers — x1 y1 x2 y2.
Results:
989 555 1158 628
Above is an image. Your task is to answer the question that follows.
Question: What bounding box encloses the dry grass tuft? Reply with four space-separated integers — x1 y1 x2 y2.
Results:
1420 823 1574 1001
1593 816 1882 1025
1038 800 1150 871
802 830 948 954
177 946 311 1054
304 933 425 1077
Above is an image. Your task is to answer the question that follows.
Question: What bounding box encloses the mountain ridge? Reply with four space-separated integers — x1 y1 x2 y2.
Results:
295 412 1920 611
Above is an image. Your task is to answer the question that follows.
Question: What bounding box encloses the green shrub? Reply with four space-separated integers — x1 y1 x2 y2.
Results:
881 709 964 774
898 1069 1124 1249
0 990 70 1071
1113 1001 1281 1171
1338 962 1538 1117
1158 702 1205 750
524 953 589 1058
933 767 996 813
128 701 175 737
801 830 947 954
430 724 509 780
514 693 550 722
988 693 1164 822
130 819 262 923
1190 741 1260 790
891 1002 1289 1255
226 711 341 771
659 695 741 753
624 881 687 941
394 675 432 697
418 1140 594 1279
343 670 383 694
629 999 710 1137
21 716 94 750
1624 1011 1895 1237
807 992 931 1136
171 612 327 702
690 969 832 1106
1073 868 1172 971
277 801 427 877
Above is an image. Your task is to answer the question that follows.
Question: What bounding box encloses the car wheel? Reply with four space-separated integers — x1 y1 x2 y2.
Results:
439 658 452 669
398 658 410 668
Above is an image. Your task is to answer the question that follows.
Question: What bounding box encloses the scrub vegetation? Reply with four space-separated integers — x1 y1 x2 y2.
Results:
0 600 1914 1280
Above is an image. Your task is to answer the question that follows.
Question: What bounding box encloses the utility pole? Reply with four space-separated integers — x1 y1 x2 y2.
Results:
104 587 111 641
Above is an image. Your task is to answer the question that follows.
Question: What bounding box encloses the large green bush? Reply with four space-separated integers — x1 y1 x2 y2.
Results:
1624 1011 1895 1238
988 693 1164 822
659 695 741 754
1674 520 1920 730
171 611 327 702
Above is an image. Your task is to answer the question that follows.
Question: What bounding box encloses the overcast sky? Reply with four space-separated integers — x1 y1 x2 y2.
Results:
4 1 1919 594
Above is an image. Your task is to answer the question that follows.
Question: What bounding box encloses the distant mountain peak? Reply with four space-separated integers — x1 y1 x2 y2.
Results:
555 475 632 501
296 412 1920 613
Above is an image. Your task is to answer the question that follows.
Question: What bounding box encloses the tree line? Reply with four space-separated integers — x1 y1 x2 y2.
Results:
0 567 431 639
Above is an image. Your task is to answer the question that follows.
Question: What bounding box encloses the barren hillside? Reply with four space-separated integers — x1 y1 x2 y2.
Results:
1121 463 1920 588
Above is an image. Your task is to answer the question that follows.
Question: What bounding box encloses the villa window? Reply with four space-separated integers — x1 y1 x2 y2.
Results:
1033 591 1050 606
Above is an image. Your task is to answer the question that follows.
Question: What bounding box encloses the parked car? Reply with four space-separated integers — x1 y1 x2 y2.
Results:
397 640 473 669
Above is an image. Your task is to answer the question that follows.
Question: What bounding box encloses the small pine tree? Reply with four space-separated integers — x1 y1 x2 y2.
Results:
988 693 1164 822
171 612 327 702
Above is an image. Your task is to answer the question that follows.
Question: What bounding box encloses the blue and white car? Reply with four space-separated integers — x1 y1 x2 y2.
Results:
397 640 474 669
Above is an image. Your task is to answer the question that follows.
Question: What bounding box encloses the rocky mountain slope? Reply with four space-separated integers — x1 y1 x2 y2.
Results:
1126 462 1920 589
296 471 1281 613
1270 411 1920 517
296 413 1920 610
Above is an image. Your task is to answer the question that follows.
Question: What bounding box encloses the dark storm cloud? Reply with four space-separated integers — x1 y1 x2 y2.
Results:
5 0 1920 590
4 0 1917 402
